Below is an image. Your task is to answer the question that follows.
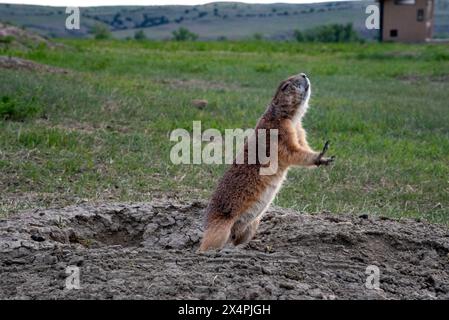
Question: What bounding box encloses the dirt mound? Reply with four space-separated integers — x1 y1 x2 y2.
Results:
1 200 449 299
397 74 449 84
0 22 57 50
0 56 70 74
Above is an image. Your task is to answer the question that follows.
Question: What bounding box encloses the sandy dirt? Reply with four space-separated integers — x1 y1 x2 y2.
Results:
1 200 449 300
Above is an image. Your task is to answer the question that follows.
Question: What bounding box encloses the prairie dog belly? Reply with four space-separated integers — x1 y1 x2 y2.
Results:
235 170 288 227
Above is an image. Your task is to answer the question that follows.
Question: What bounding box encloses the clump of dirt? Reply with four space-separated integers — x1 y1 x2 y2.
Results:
397 74 449 84
1 200 448 299
0 56 70 74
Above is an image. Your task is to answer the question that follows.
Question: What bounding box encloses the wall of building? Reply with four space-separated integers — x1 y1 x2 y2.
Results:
382 0 434 42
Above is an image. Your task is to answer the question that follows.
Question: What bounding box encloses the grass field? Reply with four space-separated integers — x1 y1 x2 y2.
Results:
1 39 449 223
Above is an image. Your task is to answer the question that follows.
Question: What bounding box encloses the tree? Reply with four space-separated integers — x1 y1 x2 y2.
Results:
253 33 263 41
92 23 111 40
293 30 304 42
172 27 198 41
134 30 147 41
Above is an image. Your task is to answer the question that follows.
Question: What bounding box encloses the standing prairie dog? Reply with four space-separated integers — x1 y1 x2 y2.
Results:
198 73 335 252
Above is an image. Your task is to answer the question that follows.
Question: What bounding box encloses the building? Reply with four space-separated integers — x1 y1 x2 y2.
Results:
379 0 435 42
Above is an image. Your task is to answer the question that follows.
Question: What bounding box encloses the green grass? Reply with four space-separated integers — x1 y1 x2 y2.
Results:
1 39 448 224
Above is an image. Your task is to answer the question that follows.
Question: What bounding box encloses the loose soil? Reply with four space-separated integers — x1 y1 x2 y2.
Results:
1 200 448 299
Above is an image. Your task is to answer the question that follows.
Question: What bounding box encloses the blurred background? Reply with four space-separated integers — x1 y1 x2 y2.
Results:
0 1 448 41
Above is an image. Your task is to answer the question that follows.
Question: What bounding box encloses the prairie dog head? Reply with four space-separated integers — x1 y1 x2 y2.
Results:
270 73 311 121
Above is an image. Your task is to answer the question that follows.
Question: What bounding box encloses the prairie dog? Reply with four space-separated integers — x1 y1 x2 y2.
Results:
199 73 334 252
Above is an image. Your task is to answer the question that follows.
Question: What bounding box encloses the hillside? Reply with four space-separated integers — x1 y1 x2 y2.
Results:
0 1 381 40
2 1 449 41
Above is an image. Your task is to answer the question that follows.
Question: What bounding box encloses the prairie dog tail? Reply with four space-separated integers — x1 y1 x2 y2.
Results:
198 215 235 253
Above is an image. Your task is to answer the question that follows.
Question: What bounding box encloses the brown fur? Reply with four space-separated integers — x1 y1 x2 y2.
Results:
198 73 334 252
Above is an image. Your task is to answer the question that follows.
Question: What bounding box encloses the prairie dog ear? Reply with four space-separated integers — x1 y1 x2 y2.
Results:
280 82 290 92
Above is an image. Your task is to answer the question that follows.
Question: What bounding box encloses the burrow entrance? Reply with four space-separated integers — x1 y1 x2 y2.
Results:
23 202 205 250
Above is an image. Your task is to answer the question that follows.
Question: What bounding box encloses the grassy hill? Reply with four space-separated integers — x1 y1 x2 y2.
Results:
0 1 381 41
2 1 449 41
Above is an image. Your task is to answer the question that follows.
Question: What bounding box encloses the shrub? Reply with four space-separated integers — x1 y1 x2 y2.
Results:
134 30 147 41
0 35 15 44
253 33 263 41
295 23 361 43
172 27 198 41
0 96 41 121
293 30 304 42
92 23 111 40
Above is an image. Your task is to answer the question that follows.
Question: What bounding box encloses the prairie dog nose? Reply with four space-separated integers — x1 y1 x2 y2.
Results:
301 73 310 90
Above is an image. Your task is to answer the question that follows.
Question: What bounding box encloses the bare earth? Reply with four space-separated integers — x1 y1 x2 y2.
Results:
1 200 448 300
0 56 70 74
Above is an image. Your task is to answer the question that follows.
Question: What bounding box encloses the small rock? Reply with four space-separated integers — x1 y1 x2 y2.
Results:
308 288 323 298
261 267 272 275
279 282 294 290
191 99 208 109
297 283 311 292
43 255 58 265
69 256 84 267
156 215 176 227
